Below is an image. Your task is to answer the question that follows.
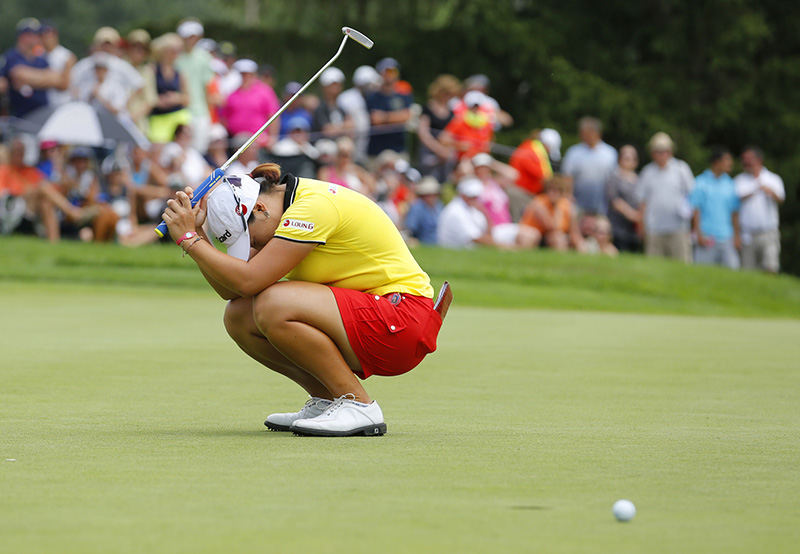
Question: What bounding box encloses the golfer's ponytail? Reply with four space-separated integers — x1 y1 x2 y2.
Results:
250 163 282 193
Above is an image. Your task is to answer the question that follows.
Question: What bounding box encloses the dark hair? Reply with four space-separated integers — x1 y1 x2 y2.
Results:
249 162 282 193
172 124 187 141
708 146 731 165
742 145 764 161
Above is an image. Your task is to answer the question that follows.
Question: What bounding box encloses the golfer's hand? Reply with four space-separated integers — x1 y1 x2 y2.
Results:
162 191 196 242
184 186 208 229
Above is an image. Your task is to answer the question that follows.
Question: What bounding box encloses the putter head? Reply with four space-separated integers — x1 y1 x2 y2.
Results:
342 27 374 49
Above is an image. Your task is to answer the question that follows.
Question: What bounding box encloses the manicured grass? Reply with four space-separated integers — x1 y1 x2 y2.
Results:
1 280 799 553
2 236 800 318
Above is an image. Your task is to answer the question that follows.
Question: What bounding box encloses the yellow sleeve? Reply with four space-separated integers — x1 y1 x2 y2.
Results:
273 192 339 245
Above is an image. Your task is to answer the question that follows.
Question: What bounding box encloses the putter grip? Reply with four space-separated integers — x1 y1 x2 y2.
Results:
154 168 225 237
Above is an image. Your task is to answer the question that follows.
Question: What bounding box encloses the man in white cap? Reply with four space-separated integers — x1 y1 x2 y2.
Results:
176 19 213 152
437 177 493 249
312 66 352 140
337 65 380 162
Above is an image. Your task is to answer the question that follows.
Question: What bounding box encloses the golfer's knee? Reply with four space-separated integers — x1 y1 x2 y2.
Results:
252 286 291 336
224 297 253 339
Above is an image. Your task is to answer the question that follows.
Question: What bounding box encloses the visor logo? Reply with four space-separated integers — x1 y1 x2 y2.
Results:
217 229 232 242
235 204 247 216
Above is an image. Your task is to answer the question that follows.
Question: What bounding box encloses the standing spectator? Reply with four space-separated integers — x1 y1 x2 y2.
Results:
278 81 312 139
269 117 319 178
637 132 694 263
605 144 642 252
1 18 63 117
508 129 554 221
520 175 587 253
70 27 143 114
461 74 513 129
175 19 214 152
417 74 459 182
39 21 75 108
734 146 785 273
366 57 412 157
215 41 241 99
312 67 352 140
79 58 128 115
561 116 617 216
439 91 494 162
338 65 380 163
539 128 562 172
125 29 157 135
221 59 280 147
405 176 442 245
148 33 190 144
690 148 740 269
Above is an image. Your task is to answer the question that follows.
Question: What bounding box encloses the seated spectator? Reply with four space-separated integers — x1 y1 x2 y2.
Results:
690 147 740 269
278 81 312 139
312 67 352 140
338 65 381 163
637 132 694 263
579 215 618 256
147 33 190 143
366 57 413 157
391 160 421 222
405 176 443 245
417 74 459 182
735 146 785 273
561 116 617 216
100 155 136 239
127 144 170 224
269 117 319 178
0 136 51 236
508 129 554 221
37 140 65 183
520 175 587 252
226 132 260 175
204 123 229 168
159 124 212 189
439 91 494 162
605 144 642 252
317 136 375 195
469 153 517 226
221 59 280 147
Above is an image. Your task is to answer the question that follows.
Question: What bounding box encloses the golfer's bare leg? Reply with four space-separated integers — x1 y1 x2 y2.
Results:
224 297 332 399
252 281 371 403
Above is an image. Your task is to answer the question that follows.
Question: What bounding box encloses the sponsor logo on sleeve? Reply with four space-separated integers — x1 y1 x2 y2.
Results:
282 219 315 232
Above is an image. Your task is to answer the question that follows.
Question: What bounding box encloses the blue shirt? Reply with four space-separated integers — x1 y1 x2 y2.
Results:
561 141 617 215
404 198 442 244
1 48 50 117
690 169 740 241
366 90 412 155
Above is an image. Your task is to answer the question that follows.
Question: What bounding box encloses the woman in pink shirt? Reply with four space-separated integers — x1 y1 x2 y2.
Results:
221 59 280 147
471 153 517 225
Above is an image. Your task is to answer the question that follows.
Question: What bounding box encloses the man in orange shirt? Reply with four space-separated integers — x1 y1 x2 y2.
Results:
0 137 50 234
508 129 554 221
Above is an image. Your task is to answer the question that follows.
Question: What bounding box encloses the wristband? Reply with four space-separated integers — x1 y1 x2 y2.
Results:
176 231 198 246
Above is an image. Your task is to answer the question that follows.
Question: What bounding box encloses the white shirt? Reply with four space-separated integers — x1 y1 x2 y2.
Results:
337 87 370 161
637 157 695 234
437 196 487 249
71 53 143 106
46 44 75 106
734 167 785 234
218 68 242 99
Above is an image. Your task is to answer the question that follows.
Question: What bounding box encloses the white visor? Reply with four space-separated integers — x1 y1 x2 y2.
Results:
206 174 260 261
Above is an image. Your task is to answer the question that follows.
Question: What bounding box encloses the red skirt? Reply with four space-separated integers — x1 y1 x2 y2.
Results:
331 287 443 379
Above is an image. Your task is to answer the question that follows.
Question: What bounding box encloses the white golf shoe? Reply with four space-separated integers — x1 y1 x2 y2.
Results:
291 394 387 437
264 397 333 432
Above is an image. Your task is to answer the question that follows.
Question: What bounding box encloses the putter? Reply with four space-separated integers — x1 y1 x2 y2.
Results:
155 26 374 238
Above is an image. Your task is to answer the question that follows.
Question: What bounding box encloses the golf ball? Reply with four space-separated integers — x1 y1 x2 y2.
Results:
613 499 636 522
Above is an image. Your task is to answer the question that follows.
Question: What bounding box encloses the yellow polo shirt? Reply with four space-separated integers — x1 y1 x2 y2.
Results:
274 176 433 298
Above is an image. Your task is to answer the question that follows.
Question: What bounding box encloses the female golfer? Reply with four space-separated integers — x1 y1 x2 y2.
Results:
161 163 448 436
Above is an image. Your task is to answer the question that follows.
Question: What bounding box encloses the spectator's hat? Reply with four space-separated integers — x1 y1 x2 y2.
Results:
177 20 204 39
375 149 400 170
40 140 58 150
415 176 440 196
457 177 484 198
93 27 121 46
69 146 93 160
286 116 310 132
319 67 345 87
39 20 56 33
648 131 674 152
284 81 302 96
404 167 422 184
218 41 236 58
210 57 228 75
315 139 338 158
16 18 41 35
353 65 381 87
539 128 562 162
197 38 217 52
127 29 151 46
463 90 486 109
465 74 490 91
472 153 493 168
376 57 399 74
206 174 261 261
101 155 127 175
230 133 251 151
208 123 228 144
233 59 258 74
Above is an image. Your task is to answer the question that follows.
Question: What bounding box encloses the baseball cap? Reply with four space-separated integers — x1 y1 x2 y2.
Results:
69 146 93 160
463 90 486 109
457 177 484 198
319 67 345 87
284 81 302 96
415 176 440 196
376 57 399 73
93 26 120 45
353 65 380 87
177 20 204 38
539 128 562 162
649 131 674 152
16 18 41 35
465 74 490 90
206 174 260 261
287 116 310 132
472 153 493 168
127 29 151 46
233 58 258 74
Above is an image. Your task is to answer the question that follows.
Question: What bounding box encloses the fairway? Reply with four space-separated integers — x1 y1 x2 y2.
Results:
2 279 799 553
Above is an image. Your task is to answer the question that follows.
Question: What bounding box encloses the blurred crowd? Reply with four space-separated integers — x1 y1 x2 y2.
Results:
0 17 785 272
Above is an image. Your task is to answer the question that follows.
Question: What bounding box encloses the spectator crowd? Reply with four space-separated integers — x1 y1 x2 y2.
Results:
0 17 786 272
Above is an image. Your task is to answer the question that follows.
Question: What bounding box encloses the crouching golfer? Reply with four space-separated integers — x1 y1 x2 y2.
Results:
161 163 449 436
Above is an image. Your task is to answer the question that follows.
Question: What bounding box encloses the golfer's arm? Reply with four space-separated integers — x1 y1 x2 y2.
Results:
199 266 240 300
187 238 314 297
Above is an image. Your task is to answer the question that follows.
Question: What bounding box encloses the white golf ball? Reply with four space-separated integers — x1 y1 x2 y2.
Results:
613 499 636 522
